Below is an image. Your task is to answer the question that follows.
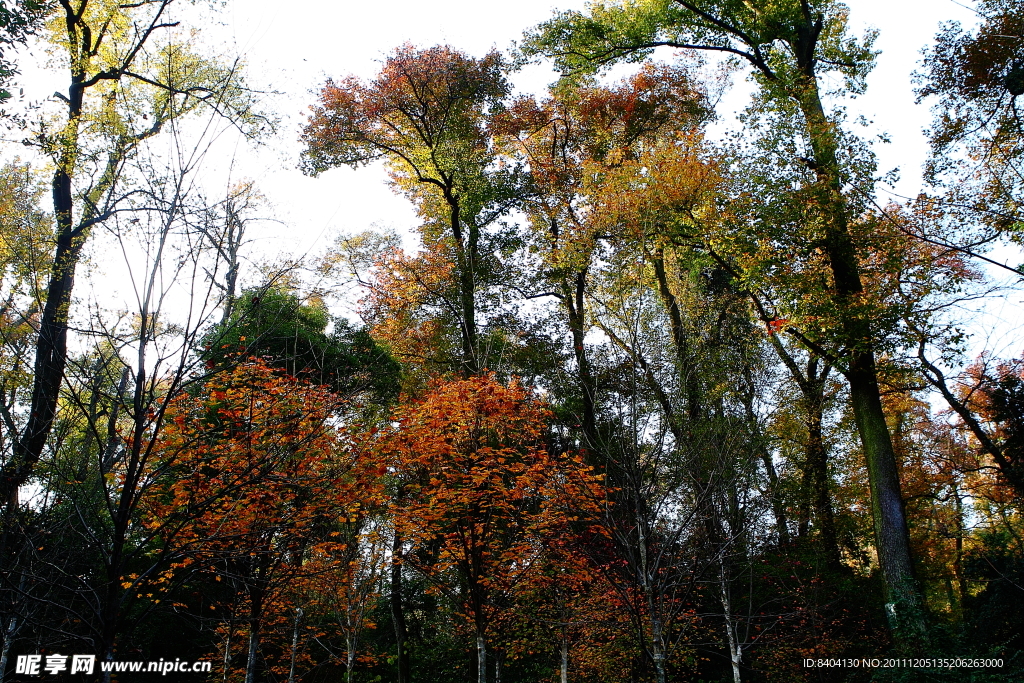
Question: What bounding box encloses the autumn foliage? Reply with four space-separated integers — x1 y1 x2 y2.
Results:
378 374 603 677
5 4 1024 683
146 361 385 681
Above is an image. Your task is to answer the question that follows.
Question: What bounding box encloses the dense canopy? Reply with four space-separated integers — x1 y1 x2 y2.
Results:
0 1 1022 682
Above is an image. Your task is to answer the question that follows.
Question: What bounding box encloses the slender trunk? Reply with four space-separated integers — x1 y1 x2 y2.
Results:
719 557 742 683
390 533 410 683
0 613 17 683
1 225 87 501
346 636 356 683
223 624 232 683
790 356 841 567
792 76 925 640
636 506 668 683
560 635 569 683
288 608 302 683
220 197 244 324
761 449 790 544
446 192 478 375
564 269 598 453
476 633 487 683
0 0 149 503
765 339 839 559
650 617 666 683
244 587 263 683
245 625 259 683
952 484 966 612
652 248 700 420
804 397 841 568
740 375 790 544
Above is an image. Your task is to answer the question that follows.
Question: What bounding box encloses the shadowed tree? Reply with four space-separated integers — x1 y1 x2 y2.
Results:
302 44 523 376
0 0 266 508
524 0 928 641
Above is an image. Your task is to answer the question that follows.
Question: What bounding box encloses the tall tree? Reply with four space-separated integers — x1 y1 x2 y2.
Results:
149 361 377 683
525 0 928 640
493 62 710 457
918 0 1024 234
0 0 264 507
302 44 521 376
202 285 400 401
378 374 600 683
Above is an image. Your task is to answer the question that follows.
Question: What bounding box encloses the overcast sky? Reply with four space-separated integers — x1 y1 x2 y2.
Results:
13 0 1002 333
13 0 978 254
199 0 978 258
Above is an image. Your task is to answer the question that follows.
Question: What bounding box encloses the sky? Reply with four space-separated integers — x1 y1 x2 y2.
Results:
197 0 979 259
13 0 980 253
15 0 1014 344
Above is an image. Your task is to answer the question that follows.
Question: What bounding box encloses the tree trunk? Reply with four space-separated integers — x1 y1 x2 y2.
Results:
564 269 598 453
476 633 487 683
390 534 410 683
346 635 356 683
719 557 742 683
740 372 790 544
446 192 479 375
847 354 923 634
804 394 841 568
244 587 263 683
560 635 569 683
0 0 173 507
222 624 232 683
650 617 667 683
652 248 701 420
288 608 302 683
791 74 925 640
0 613 17 683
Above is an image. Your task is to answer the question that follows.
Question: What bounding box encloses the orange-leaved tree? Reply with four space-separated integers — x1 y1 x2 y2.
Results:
302 44 522 376
147 361 383 683
377 373 602 683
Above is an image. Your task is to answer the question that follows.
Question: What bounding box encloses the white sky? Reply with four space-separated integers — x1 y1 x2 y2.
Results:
13 0 1012 342
198 0 979 258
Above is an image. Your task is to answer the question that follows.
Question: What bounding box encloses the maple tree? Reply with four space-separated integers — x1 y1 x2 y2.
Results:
302 45 522 376
377 373 602 683
147 361 383 683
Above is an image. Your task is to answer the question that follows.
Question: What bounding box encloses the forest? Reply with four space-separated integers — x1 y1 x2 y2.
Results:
0 0 1022 681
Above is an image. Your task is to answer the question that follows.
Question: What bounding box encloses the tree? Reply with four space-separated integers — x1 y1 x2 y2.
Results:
0 0 46 105
1 143 279 672
202 286 400 401
918 0 1024 236
524 0 928 640
493 62 711 457
378 374 601 683
302 44 522 376
918 354 1024 501
0 162 49 469
0 0 265 507
149 361 380 683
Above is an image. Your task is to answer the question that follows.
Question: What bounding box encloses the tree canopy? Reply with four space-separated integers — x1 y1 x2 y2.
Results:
1 2 1023 682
